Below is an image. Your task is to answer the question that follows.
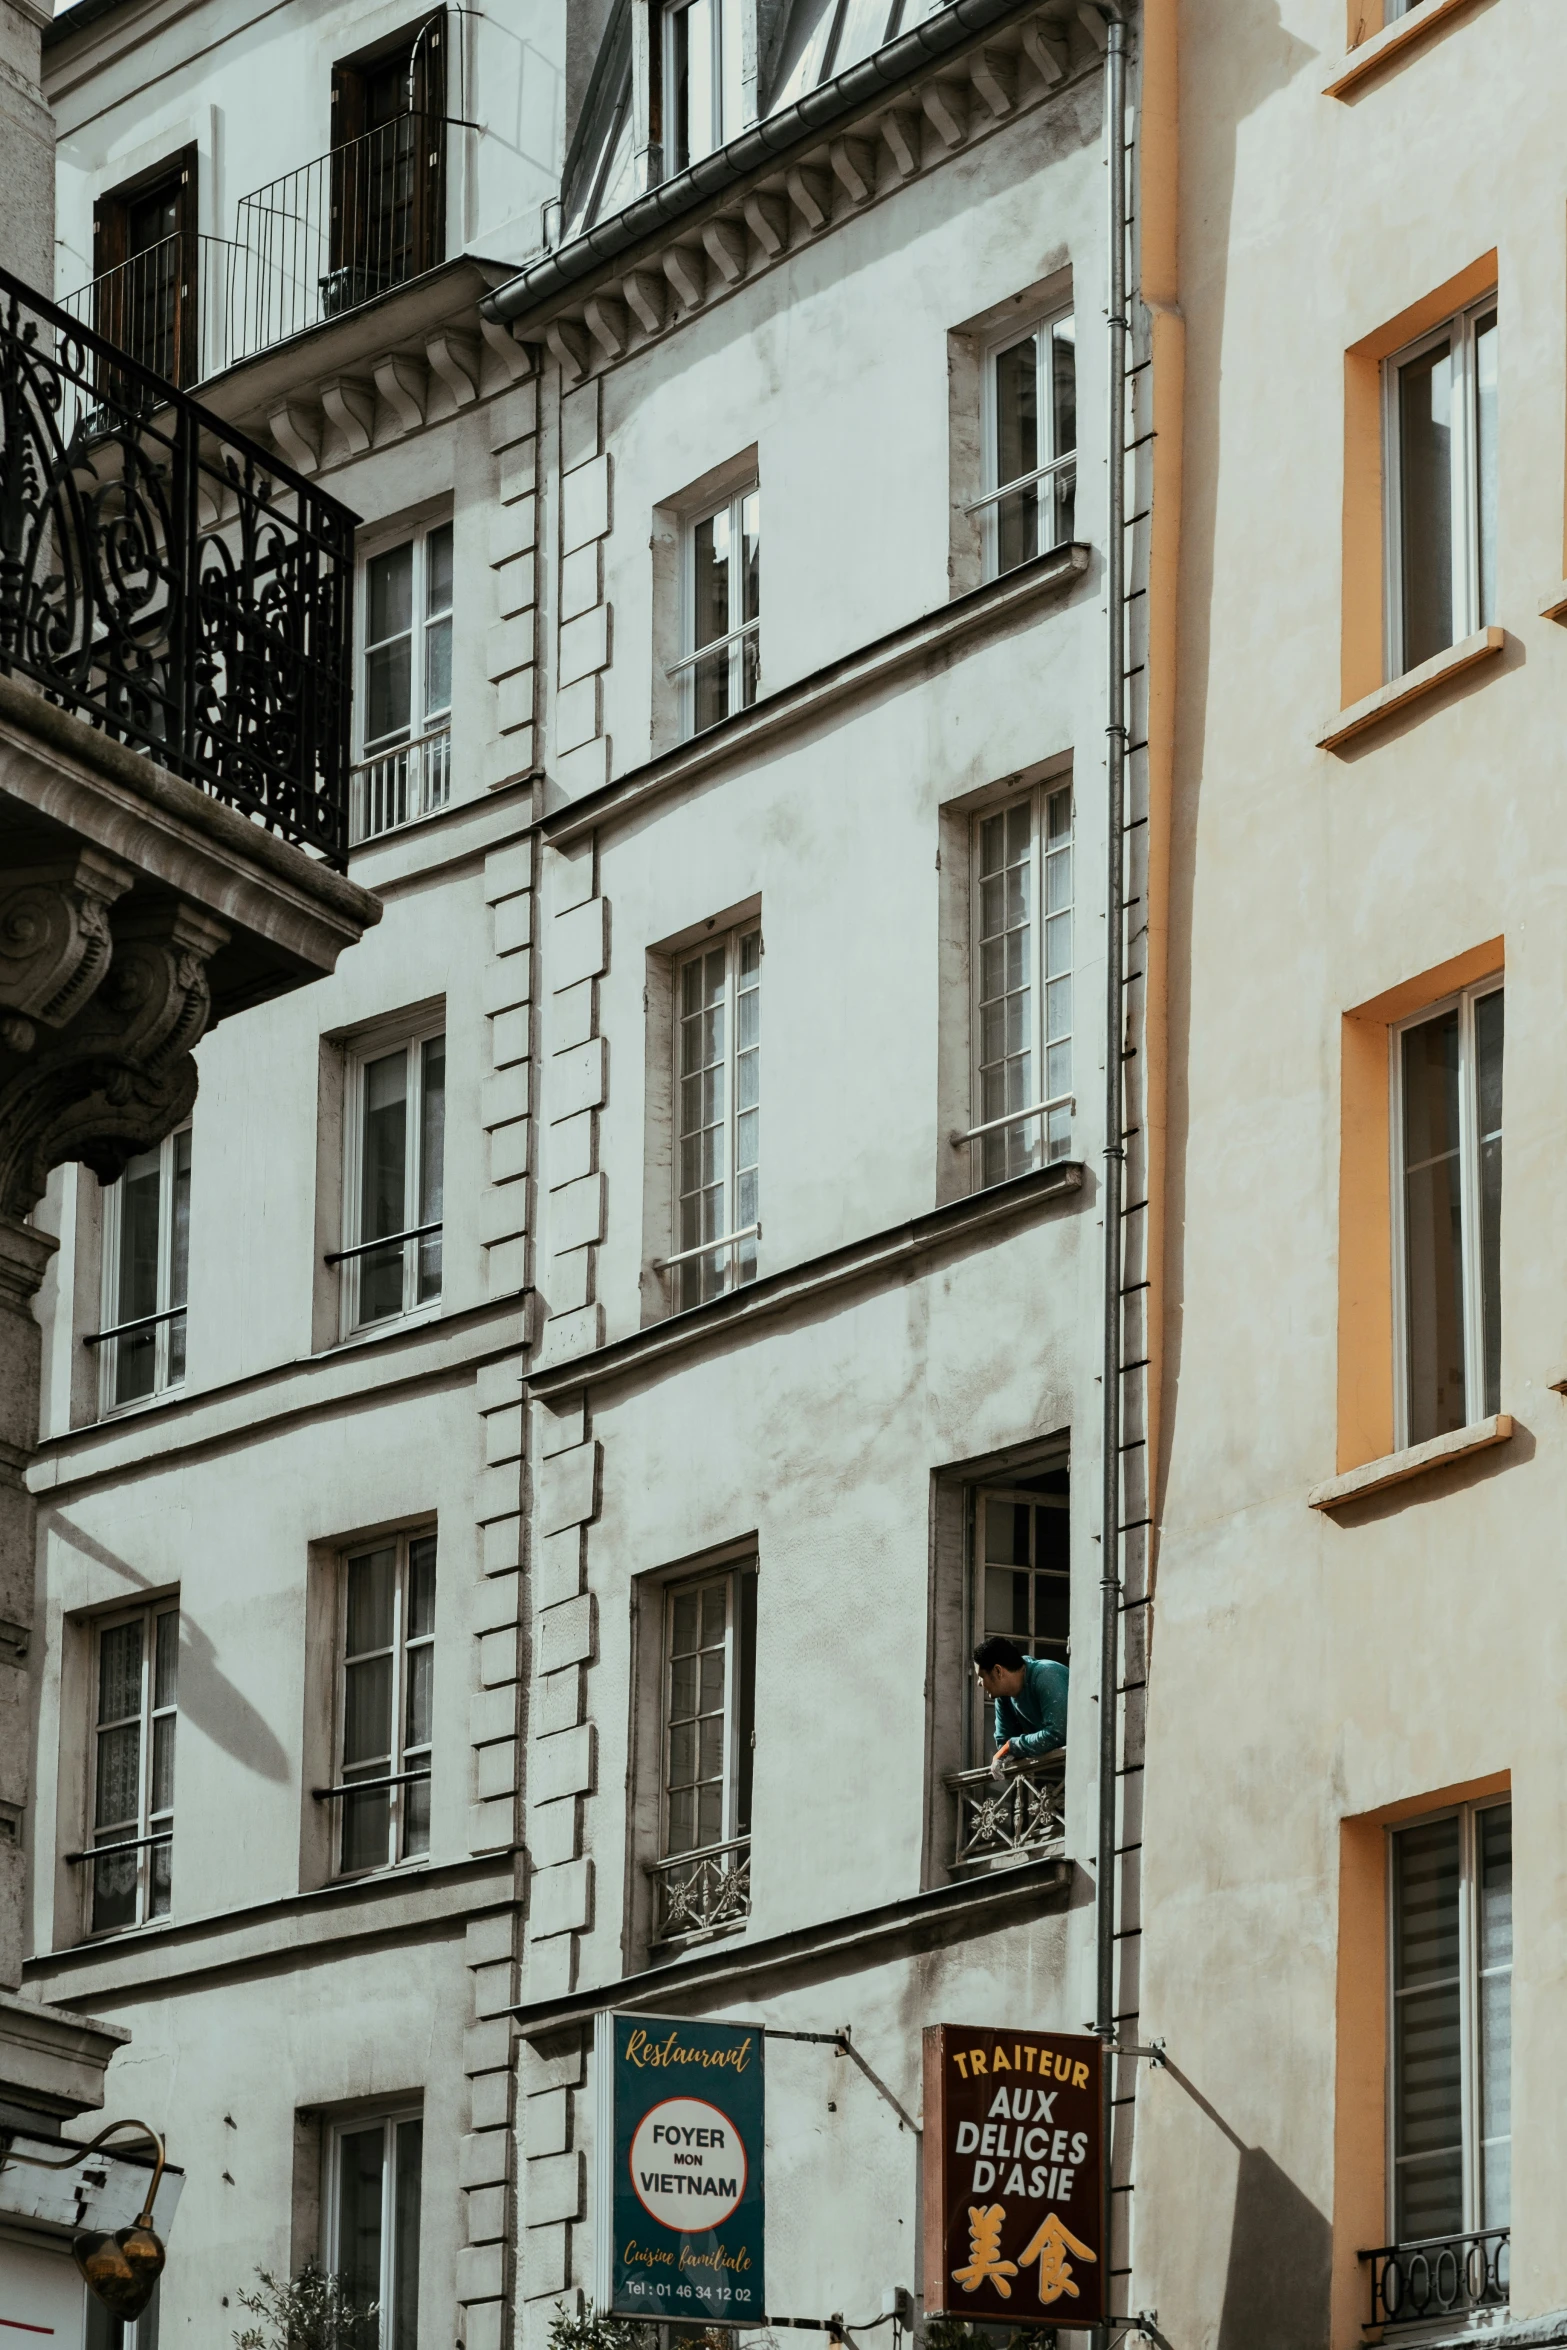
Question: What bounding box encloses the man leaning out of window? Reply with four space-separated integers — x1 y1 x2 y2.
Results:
974 1635 1067 1775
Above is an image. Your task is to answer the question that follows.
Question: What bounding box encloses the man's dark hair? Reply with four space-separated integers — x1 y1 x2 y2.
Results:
973 1636 1026 1673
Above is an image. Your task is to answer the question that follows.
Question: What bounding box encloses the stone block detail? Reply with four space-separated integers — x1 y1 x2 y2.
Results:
526 2152 583 2227
534 1722 594 1804
538 1441 599 1535
530 1855 592 1939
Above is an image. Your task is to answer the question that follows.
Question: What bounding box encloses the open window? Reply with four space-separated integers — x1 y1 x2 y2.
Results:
327 12 448 314
977 305 1077 580
354 518 454 842
1392 977 1503 1447
957 779 1075 1188
92 147 198 386
660 922 761 1310
928 1442 1069 1883
1384 296 1497 679
673 483 760 739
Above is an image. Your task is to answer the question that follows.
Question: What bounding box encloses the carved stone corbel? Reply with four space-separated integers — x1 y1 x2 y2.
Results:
0 848 134 1046
0 899 229 1217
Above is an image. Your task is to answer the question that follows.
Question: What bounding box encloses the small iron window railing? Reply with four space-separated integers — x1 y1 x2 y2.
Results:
648 1835 751 1945
946 1750 1066 1871
352 722 452 844
1361 2227 1509 2330
0 262 355 865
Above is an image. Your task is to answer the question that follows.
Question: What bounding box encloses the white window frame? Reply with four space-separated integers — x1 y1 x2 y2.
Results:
662 923 761 1309
323 2101 424 2338
962 777 1075 1188
1389 976 1503 1449
95 1123 191 1417
660 0 744 172
658 1563 756 1867
337 1019 446 1340
84 1597 178 1937
976 301 1077 582
332 1528 437 1880
1382 295 1498 681
352 515 454 843
1386 1797 1512 2246
674 483 760 741
966 1469 1070 1769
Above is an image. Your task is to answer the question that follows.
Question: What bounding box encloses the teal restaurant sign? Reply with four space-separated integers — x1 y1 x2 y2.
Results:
593 2014 766 2324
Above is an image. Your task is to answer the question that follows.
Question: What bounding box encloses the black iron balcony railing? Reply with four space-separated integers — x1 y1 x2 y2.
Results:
1362 2227 1509 2329
61 231 254 389
232 112 449 358
0 264 354 863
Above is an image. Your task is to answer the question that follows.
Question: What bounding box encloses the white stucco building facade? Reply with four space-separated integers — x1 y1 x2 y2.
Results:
11 0 1157 2339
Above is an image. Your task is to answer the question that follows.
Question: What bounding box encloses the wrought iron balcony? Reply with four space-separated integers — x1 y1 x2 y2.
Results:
352 723 451 844
1362 2227 1509 2330
0 264 354 864
946 1751 1066 1871
648 1836 751 1945
231 112 449 358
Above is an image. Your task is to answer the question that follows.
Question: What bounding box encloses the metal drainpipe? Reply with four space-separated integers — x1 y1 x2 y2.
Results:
1094 0 1130 2334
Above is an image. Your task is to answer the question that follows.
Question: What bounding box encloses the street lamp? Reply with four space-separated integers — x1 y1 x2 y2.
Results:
0 2117 167 2317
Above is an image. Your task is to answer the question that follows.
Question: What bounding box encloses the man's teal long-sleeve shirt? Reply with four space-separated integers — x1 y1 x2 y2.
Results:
993 1656 1069 1757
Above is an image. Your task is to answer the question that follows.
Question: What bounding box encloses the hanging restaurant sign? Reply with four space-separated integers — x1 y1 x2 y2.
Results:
593 2013 766 2326
922 2024 1105 2329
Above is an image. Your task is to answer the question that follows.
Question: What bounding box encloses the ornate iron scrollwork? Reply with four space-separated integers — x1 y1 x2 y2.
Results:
0 263 354 866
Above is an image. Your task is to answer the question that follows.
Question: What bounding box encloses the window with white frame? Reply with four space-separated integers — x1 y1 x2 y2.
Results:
652 1561 757 1944
1394 979 1502 1448
325 2103 424 2347
85 1600 178 1935
662 0 744 172
354 521 454 843
975 306 1076 580
1385 297 1497 679
664 925 760 1310
332 1531 436 1877
87 2283 161 2349
335 1023 446 1335
961 780 1074 1187
676 485 759 739
94 1125 191 1414
1389 1800 1512 2255
968 1465 1069 1766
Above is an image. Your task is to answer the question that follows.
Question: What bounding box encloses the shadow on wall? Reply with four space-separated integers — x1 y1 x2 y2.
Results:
54 1512 290 1784
1216 2144 1332 2350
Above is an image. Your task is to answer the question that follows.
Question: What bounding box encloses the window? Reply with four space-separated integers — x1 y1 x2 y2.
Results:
354 523 453 841
968 1464 1069 1766
94 1125 191 1413
332 1532 436 1876
1389 1801 1511 2254
1385 297 1497 678
652 1562 757 1944
664 926 760 1310
86 1602 178 1935
328 13 447 314
962 780 1074 1187
90 147 197 387
662 0 744 171
336 1024 446 1334
675 487 759 739
975 307 1077 580
326 2104 424 2348
87 2284 161 2349
1393 979 1502 1447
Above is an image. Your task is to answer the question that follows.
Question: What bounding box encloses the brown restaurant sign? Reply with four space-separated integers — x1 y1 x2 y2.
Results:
922 2024 1105 2330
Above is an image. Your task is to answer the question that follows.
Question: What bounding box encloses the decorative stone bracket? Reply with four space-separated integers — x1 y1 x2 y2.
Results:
0 859 229 1217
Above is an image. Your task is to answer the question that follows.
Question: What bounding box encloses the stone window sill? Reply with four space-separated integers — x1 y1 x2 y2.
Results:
1308 1413 1513 1511
1539 581 1567 623
1317 626 1504 753
1322 0 1478 98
